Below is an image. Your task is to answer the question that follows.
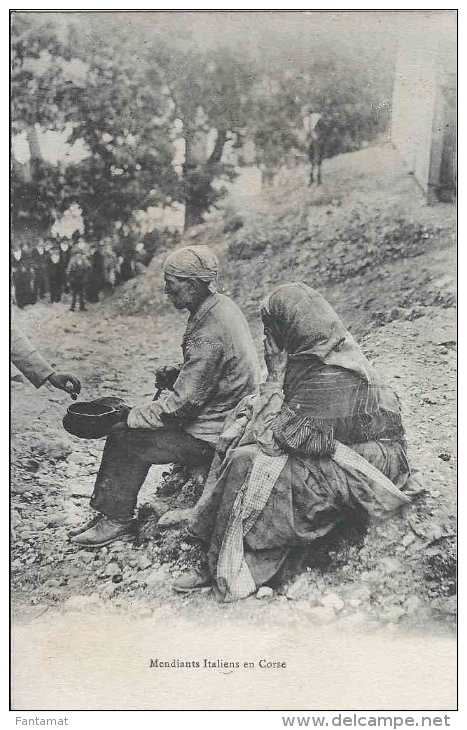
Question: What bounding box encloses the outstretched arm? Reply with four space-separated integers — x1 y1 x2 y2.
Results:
11 326 81 396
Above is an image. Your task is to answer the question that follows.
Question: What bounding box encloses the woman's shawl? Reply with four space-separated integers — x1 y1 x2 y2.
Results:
263 283 371 376
262 282 401 414
262 283 404 454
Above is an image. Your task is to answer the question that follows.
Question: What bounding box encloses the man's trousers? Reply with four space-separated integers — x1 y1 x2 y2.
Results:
90 422 215 519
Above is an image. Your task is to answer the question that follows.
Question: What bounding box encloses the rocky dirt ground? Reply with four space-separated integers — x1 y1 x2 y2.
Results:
11 144 456 636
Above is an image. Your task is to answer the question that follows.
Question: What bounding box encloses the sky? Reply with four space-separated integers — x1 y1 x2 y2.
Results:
30 9 454 57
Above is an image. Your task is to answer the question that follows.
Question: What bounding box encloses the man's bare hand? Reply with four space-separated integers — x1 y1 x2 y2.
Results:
47 372 81 398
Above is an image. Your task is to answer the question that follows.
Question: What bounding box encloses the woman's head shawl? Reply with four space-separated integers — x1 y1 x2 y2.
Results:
163 246 219 292
262 282 370 378
262 282 400 416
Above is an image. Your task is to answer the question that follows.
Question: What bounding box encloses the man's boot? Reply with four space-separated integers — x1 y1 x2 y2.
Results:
68 513 102 538
71 515 136 547
172 564 211 593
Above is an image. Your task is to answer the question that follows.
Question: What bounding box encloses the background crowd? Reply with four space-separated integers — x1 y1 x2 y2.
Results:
11 235 148 311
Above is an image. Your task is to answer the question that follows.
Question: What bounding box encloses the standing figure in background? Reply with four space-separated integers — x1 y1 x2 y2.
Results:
102 243 118 295
31 243 49 301
86 246 106 303
67 247 91 312
308 115 328 186
59 240 72 294
47 248 65 303
12 249 36 309
260 165 276 188
119 251 135 283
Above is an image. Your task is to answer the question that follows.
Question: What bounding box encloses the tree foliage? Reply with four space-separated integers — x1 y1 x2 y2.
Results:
58 21 180 237
11 14 69 134
11 14 180 239
157 45 257 228
11 12 395 238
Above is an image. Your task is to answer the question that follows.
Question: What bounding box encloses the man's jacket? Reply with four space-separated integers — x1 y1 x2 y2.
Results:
127 293 261 444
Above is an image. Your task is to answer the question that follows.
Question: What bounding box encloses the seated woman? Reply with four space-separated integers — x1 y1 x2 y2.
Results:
174 282 411 601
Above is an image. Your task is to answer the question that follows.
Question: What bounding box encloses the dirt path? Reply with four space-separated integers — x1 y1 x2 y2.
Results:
11 279 456 630
11 147 456 646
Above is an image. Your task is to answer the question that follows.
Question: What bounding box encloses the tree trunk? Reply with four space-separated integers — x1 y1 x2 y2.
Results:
206 129 227 170
27 124 43 178
11 150 23 177
184 197 205 230
183 129 228 231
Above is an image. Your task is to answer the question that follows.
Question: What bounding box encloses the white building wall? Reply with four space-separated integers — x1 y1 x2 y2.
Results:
390 18 438 193
390 11 456 199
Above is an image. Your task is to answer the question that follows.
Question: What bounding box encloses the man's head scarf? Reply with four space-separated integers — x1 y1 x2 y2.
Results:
163 246 219 292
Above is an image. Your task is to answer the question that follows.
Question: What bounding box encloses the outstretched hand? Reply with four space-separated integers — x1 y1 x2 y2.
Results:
47 372 81 399
263 331 287 385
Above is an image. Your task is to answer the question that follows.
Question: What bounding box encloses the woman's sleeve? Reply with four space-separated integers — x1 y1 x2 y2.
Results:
273 404 336 457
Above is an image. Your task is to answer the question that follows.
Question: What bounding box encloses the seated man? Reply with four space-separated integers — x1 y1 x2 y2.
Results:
71 245 260 548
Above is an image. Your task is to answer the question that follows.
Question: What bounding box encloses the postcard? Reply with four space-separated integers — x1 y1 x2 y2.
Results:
10 8 457 714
